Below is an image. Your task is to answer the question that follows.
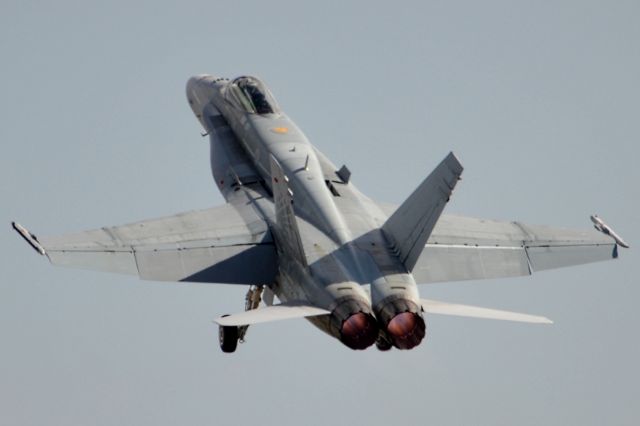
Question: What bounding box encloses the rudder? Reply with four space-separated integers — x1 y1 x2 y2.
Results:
382 152 463 271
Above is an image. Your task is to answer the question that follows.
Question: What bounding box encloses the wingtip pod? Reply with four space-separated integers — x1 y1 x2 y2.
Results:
12 222 46 256
590 214 630 249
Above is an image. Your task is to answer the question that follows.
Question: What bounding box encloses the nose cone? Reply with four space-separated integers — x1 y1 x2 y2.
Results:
186 74 216 96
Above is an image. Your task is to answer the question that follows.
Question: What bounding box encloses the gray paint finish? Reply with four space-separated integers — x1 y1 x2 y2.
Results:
14 73 625 353
3 2 638 425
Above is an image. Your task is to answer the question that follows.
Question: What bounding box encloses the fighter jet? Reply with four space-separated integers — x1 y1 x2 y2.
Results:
13 75 629 352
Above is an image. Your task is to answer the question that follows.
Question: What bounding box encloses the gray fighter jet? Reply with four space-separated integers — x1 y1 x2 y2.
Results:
13 75 629 352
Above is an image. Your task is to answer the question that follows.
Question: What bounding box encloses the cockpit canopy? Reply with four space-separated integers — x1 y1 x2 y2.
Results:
228 76 280 115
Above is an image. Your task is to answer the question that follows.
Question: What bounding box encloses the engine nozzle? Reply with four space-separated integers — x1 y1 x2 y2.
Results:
330 298 379 350
340 312 379 350
376 297 426 350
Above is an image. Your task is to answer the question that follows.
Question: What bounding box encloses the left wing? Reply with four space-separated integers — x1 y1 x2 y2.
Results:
13 203 277 285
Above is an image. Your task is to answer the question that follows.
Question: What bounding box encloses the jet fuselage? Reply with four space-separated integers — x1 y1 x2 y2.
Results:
186 75 425 350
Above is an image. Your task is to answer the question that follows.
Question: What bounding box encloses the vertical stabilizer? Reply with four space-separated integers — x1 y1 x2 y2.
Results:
382 152 463 271
269 155 307 267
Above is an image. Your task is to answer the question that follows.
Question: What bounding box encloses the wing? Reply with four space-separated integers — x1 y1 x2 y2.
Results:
13 203 277 285
375 202 623 284
411 214 619 284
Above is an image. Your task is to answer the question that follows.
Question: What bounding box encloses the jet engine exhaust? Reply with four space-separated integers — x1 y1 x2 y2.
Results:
330 298 379 350
386 311 425 349
376 298 426 350
340 312 379 350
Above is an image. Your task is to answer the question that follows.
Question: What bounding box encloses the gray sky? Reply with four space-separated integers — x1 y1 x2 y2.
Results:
1 1 638 425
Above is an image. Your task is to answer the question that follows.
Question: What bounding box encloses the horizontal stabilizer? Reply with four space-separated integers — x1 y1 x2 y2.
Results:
383 152 463 272
215 301 330 326
590 214 630 248
421 299 552 324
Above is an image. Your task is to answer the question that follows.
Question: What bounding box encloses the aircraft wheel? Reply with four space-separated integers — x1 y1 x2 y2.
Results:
219 316 239 353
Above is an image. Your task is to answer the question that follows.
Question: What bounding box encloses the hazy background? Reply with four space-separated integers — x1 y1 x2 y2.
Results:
1 1 638 425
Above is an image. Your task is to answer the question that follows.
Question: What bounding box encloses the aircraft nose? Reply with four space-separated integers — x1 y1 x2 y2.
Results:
186 77 197 99
186 75 220 108
186 75 210 94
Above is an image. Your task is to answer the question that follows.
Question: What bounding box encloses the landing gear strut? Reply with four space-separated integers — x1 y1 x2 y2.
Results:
218 285 264 353
238 285 263 343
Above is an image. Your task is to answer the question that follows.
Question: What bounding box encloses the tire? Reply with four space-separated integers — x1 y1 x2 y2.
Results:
219 317 239 353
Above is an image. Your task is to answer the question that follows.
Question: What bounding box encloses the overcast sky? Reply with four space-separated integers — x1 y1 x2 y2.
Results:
1 1 638 425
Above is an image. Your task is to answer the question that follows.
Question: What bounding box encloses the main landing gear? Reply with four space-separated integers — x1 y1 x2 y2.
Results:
218 285 265 353
218 317 239 353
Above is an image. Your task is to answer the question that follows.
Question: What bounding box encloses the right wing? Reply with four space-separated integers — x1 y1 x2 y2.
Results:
411 214 620 284
13 203 277 285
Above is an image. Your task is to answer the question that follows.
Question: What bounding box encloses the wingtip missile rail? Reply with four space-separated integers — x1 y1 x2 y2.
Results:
11 222 46 256
590 215 630 248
